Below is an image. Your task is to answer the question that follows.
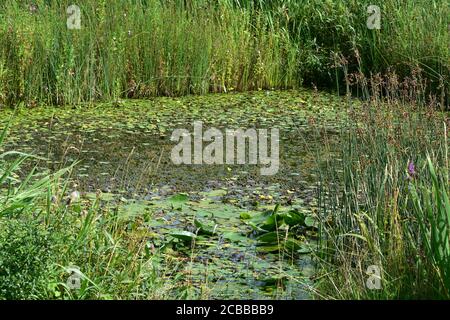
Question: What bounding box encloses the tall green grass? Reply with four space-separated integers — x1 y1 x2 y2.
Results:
0 0 299 105
409 157 450 296
0 0 448 107
239 0 449 101
315 95 450 298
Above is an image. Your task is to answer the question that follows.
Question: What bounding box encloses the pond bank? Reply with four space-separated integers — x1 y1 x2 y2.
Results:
0 89 350 299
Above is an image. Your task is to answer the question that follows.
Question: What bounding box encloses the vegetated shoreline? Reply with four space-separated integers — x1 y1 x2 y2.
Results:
0 0 448 108
1 0 449 301
1 84 449 299
0 89 331 300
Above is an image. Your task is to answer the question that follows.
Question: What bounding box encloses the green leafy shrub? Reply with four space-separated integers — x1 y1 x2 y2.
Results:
0 218 54 299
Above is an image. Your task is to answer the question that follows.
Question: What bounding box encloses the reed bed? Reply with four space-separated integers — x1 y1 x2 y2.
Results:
0 0 448 107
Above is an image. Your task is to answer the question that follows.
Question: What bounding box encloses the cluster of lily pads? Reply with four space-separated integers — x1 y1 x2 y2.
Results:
108 189 318 298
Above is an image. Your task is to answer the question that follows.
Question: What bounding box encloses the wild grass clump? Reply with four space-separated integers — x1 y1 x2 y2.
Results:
0 218 54 299
0 0 299 106
315 76 450 299
0 0 448 107
245 0 449 103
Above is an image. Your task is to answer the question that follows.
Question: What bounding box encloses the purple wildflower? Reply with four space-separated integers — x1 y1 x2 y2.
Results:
407 161 416 179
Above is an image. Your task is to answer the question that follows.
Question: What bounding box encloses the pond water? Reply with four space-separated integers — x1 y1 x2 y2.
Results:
0 90 348 299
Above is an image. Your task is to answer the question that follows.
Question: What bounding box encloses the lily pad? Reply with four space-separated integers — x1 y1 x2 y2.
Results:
169 230 197 242
168 193 189 209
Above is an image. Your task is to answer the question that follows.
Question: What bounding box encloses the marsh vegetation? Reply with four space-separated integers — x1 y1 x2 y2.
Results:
0 0 449 300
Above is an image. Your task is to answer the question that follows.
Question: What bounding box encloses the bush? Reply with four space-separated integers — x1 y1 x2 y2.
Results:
0 218 54 299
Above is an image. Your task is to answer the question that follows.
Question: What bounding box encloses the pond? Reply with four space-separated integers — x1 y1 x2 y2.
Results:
0 89 349 299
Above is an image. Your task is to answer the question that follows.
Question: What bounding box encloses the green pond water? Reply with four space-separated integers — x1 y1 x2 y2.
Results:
0 90 349 299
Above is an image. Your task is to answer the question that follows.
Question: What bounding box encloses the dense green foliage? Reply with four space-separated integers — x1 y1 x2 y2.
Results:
0 218 53 299
316 96 450 299
0 0 448 106
1 90 449 300
0 0 449 301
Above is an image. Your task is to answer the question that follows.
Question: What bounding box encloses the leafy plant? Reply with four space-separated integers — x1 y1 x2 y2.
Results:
243 205 317 254
0 218 53 299
409 157 450 297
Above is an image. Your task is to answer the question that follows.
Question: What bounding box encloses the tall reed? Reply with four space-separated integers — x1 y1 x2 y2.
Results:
315 74 450 299
0 0 448 107
0 0 299 106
